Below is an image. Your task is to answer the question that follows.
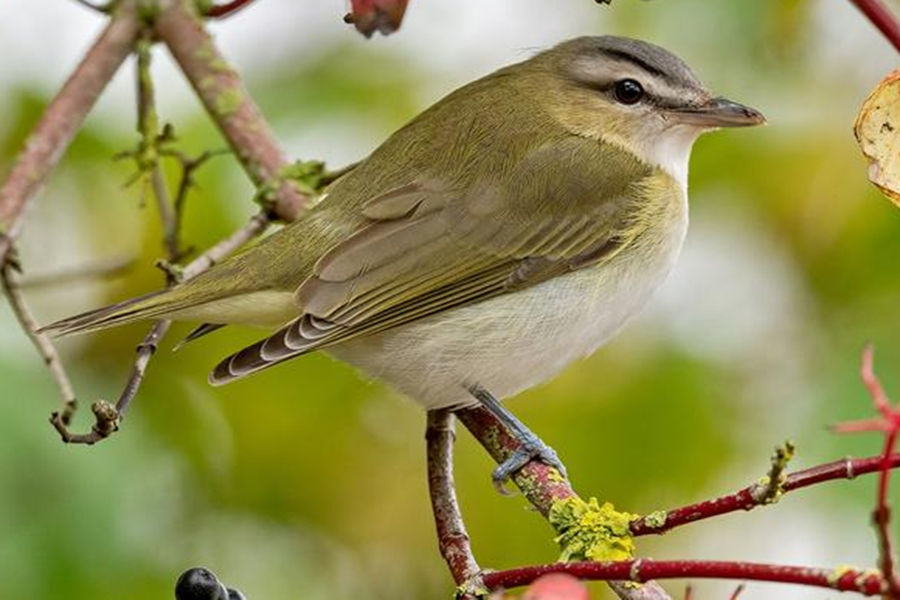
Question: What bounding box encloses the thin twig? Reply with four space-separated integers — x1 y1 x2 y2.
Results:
0 9 140 266
849 0 900 53
17 256 135 289
425 410 482 598
630 453 900 536
728 583 746 600
1 264 77 425
155 0 308 222
47 24 261 444
859 345 900 596
179 210 270 281
70 0 112 14
204 0 260 18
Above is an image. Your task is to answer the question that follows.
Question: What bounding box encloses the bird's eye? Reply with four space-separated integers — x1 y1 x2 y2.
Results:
613 79 644 105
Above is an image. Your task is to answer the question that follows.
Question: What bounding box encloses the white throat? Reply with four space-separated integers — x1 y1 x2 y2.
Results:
637 125 702 194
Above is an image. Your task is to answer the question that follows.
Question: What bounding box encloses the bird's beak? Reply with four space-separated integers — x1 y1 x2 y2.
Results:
670 97 766 128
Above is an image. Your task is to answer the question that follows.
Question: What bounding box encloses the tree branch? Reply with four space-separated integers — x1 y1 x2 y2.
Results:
1 264 78 425
425 410 483 598
154 0 309 222
0 7 140 266
629 452 900 536
454 406 672 600
481 559 886 596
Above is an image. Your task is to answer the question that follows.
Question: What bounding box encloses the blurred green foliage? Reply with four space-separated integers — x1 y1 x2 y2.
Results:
2 1 900 599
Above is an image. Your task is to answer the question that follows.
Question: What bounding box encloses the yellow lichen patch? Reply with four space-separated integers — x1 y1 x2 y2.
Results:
549 497 637 562
855 68 900 206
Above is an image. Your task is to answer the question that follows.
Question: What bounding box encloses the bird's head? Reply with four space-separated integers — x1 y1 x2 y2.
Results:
526 36 765 183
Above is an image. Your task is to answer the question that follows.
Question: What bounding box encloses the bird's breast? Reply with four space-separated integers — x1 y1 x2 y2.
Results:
330 194 689 410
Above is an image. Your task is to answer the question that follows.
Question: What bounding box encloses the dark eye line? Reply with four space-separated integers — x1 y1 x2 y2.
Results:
574 79 670 108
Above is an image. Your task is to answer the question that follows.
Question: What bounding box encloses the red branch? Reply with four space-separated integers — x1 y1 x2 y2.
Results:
0 11 140 264
205 0 259 19
849 0 900 53
482 560 885 596
631 454 900 536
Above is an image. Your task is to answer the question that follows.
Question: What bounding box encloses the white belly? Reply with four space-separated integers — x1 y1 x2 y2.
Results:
329 211 688 410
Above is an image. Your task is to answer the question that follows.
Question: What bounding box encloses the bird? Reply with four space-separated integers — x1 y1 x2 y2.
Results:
43 35 765 485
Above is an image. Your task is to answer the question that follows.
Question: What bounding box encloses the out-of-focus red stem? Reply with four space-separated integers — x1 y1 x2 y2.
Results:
875 430 900 595
849 0 900 53
205 0 259 18
481 560 885 596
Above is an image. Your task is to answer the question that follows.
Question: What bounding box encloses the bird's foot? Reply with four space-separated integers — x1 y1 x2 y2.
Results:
466 383 569 495
491 432 567 495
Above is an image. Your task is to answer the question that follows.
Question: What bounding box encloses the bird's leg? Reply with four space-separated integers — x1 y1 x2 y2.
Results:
465 384 568 493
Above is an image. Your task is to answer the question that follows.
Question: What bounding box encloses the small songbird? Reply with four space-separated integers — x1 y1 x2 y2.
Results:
44 36 764 484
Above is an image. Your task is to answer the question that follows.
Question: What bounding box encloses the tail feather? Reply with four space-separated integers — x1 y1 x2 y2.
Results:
39 287 200 336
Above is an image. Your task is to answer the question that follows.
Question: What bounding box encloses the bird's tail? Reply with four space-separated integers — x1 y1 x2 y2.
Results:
39 286 204 337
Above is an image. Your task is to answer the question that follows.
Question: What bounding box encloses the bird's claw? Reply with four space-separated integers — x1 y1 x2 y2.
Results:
491 436 568 495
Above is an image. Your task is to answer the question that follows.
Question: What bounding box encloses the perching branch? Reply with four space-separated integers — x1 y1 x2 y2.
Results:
452 406 672 600
445 348 900 597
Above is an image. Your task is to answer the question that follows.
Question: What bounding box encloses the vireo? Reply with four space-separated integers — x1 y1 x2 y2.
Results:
44 36 764 484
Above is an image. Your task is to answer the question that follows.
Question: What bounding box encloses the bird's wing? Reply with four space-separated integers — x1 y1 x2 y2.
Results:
211 137 658 384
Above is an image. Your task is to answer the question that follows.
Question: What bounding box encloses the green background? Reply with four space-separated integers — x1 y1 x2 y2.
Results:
0 1 898 598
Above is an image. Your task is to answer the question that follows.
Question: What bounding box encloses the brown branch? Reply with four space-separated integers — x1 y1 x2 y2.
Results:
179 210 270 281
155 0 308 222
0 8 140 266
425 410 482 598
48 24 273 444
1 264 77 425
48 320 169 444
481 560 886 596
849 0 900 53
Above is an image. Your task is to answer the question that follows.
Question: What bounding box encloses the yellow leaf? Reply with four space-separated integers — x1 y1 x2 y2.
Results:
855 68 900 206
